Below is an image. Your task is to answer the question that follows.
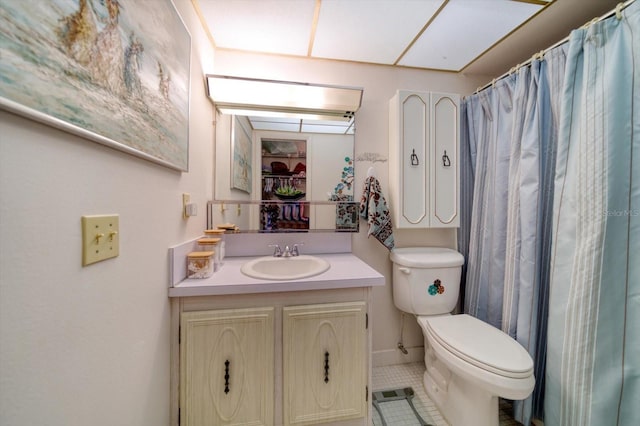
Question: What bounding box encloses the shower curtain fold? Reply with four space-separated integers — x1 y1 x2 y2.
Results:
460 46 567 425
545 2 640 424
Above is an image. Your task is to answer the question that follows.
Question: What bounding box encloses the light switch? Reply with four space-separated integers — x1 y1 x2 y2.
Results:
182 193 190 219
82 215 119 266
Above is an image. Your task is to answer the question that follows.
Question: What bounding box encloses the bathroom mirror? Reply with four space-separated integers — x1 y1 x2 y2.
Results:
211 112 357 232
206 76 362 232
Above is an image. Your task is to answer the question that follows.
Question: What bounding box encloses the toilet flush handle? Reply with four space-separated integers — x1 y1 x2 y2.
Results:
398 267 411 274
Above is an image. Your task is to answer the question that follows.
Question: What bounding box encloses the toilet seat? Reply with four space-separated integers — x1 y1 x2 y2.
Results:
420 314 533 379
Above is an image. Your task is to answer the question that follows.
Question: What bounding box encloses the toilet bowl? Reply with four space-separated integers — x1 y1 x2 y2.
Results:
390 247 535 426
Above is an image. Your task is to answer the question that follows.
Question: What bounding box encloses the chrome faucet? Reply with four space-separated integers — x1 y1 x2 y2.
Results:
269 244 282 257
270 243 303 257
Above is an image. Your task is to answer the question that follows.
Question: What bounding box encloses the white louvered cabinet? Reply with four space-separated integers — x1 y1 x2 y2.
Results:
283 301 367 426
389 90 460 228
180 307 274 426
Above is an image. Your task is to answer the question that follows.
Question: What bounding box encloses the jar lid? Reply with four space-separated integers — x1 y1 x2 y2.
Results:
217 223 236 230
187 251 214 258
204 229 225 235
197 237 221 245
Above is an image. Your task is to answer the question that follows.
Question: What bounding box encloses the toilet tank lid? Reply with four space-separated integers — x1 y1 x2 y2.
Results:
390 247 464 268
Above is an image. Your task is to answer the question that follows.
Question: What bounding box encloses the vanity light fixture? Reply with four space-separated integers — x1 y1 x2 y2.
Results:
206 75 363 122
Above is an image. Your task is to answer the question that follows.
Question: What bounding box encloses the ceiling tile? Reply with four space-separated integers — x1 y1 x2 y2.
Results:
301 123 352 134
398 0 542 71
313 0 445 64
198 0 316 56
249 117 300 132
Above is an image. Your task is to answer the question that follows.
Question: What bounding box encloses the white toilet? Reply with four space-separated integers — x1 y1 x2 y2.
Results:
390 247 534 426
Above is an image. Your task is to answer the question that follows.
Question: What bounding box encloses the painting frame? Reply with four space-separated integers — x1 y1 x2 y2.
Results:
230 115 253 193
0 0 192 171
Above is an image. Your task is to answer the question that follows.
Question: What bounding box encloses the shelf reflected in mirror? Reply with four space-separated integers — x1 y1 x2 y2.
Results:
207 200 360 233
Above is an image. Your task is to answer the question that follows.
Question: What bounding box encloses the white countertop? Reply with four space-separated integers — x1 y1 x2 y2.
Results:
169 253 385 297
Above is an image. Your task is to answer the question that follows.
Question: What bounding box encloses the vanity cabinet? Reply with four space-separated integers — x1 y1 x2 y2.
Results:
171 287 372 426
389 90 460 228
283 302 367 425
180 307 274 426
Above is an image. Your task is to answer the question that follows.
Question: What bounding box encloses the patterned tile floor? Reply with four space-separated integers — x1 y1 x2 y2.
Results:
372 362 522 426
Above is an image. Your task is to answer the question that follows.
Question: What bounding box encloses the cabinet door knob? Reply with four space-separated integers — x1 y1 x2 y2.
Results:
324 351 330 383
224 359 230 394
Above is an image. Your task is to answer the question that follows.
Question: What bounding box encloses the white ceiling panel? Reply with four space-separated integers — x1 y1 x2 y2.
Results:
248 116 354 134
249 117 301 132
198 0 316 56
312 0 445 64
398 0 542 71
301 123 353 134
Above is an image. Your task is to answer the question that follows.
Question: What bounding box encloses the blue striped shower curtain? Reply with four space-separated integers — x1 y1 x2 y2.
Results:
545 2 640 425
459 49 567 424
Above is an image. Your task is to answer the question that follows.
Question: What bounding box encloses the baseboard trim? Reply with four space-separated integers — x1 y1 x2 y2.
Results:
373 347 424 367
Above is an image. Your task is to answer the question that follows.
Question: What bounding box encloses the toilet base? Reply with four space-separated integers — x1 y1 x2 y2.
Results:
423 369 499 426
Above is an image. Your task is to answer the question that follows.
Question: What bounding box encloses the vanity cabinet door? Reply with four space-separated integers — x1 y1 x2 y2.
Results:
283 301 367 425
180 307 274 426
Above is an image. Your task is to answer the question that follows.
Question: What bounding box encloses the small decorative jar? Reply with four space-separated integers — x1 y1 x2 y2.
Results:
187 251 215 279
197 237 221 271
204 229 227 261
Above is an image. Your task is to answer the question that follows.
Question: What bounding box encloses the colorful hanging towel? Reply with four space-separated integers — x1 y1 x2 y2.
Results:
359 176 394 250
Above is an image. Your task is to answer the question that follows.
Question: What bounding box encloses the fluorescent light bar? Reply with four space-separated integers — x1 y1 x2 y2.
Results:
206 75 363 122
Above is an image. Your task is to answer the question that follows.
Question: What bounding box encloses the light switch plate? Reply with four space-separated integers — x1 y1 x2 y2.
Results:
82 215 119 266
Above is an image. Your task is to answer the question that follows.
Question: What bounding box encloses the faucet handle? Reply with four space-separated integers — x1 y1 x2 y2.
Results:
268 244 282 257
292 243 304 256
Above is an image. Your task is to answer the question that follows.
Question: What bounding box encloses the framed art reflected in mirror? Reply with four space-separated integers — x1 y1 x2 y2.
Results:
231 115 252 193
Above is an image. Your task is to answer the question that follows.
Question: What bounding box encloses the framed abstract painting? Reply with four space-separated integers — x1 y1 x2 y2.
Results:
0 0 191 171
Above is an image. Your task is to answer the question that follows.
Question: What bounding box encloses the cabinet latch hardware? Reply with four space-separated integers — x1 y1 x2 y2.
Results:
442 150 451 167
410 149 419 166
324 352 330 383
224 360 230 394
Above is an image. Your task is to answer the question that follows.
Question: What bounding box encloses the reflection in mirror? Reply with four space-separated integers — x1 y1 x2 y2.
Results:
207 201 360 234
212 112 356 232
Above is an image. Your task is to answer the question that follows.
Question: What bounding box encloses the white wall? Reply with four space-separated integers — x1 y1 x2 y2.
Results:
0 1 214 424
213 50 489 365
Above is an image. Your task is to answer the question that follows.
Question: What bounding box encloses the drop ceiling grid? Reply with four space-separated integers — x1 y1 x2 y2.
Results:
398 0 544 70
196 0 555 71
311 0 445 65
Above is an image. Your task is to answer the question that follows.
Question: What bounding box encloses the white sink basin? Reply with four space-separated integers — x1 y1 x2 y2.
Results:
240 255 330 281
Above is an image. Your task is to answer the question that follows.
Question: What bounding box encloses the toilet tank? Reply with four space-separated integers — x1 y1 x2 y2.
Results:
390 247 464 315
